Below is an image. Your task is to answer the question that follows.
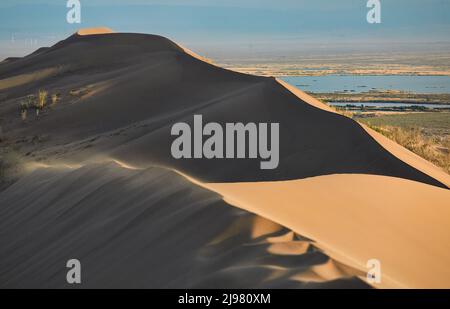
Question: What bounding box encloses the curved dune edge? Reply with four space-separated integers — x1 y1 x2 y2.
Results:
276 78 337 114
275 78 450 188
182 173 450 288
176 43 214 64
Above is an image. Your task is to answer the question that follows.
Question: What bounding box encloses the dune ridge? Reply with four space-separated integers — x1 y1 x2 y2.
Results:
76 27 114 36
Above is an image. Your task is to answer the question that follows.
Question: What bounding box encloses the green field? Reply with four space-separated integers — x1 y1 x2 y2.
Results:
355 112 450 136
354 112 449 174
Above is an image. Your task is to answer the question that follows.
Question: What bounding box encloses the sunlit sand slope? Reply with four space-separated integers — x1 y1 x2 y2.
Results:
203 174 450 288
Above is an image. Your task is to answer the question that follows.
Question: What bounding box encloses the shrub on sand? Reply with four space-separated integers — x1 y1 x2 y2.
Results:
51 93 60 106
19 95 35 120
19 100 28 121
36 89 48 116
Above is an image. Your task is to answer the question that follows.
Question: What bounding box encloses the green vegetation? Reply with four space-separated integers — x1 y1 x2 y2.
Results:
17 86 94 120
355 112 450 136
19 95 36 121
36 89 48 116
315 91 450 105
18 89 61 120
356 112 450 174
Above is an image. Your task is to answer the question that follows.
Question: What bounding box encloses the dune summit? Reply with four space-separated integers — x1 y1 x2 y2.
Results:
76 27 114 36
0 30 449 289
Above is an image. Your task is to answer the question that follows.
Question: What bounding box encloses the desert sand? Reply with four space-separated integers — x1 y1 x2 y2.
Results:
2 162 369 288
76 27 114 36
203 175 450 288
0 28 449 288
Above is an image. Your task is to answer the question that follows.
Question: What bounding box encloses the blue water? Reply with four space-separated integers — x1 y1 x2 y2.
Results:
281 75 450 94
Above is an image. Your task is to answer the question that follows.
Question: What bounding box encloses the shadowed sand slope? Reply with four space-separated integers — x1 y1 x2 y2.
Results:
0 162 368 288
1 30 450 288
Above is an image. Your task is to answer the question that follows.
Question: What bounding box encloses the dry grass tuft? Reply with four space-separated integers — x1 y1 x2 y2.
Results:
368 124 450 174
36 89 48 115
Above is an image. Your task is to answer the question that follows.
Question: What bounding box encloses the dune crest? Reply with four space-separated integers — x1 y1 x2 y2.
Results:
176 43 213 64
76 27 114 36
276 78 337 113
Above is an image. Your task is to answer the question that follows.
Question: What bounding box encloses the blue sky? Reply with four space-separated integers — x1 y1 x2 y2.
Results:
1 0 450 60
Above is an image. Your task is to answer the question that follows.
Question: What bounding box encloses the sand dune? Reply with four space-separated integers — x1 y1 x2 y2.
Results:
203 175 450 288
0 162 367 288
1 32 444 186
0 29 449 288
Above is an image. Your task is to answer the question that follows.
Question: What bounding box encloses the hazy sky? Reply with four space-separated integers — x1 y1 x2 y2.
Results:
1 0 449 60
